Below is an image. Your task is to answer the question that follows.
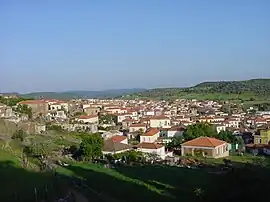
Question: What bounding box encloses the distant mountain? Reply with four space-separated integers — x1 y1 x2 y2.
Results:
21 88 146 100
124 79 270 101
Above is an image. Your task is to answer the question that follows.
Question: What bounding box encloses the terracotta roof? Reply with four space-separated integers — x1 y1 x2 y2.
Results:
141 128 159 136
136 142 164 149
110 135 127 143
182 137 226 147
103 139 132 152
18 100 46 105
168 126 185 131
78 115 98 119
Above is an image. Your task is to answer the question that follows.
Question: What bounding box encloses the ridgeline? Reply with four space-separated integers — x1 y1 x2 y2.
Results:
122 79 270 101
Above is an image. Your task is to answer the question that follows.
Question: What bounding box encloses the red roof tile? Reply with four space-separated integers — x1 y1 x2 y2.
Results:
78 115 98 119
141 128 159 136
136 142 164 149
182 137 226 147
110 135 127 143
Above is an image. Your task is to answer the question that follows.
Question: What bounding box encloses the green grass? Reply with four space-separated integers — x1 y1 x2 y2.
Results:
56 162 216 202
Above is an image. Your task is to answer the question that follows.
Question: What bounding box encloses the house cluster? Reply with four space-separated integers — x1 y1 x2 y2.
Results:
1 97 270 158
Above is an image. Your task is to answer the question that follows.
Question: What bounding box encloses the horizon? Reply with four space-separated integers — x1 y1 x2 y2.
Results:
1 1 270 93
1 77 269 94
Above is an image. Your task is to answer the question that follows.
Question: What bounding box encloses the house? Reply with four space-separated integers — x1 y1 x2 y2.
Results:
101 130 123 140
76 115 99 124
102 139 132 154
116 113 132 123
181 137 229 158
167 126 185 138
47 100 69 112
122 118 134 129
246 144 270 156
215 124 226 134
18 100 48 114
140 128 160 143
129 123 147 133
136 142 166 160
149 116 170 128
253 129 270 144
83 107 100 116
110 135 128 144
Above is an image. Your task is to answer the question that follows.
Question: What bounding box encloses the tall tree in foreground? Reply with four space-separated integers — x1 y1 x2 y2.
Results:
79 134 104 161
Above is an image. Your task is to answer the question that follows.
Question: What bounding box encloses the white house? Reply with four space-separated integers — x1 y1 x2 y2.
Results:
140 128 160 143
149 116 170 128
167 126 185 138
76 115 99 124
110 135 128 145
216 124 226 134
117 113 132 123
129 123 147 133
136 142 166 160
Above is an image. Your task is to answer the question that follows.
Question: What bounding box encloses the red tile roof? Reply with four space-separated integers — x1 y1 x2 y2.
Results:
18 100 46 105
182 137 226 147
136 142 164 149
141 128 159 136
110 135 127 143
78 115 98 119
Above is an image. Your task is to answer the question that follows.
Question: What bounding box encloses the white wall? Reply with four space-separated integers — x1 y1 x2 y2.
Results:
150 119 170 128
137 146 166 160
140 133 159 143
167 131 183 138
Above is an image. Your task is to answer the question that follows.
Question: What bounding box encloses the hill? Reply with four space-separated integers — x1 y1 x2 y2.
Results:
124 79 270 101
21 88 146 100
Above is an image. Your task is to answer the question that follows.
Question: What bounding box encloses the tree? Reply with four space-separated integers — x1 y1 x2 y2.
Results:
15 104 33 118
183 123 217 141
216 130 237 143
24 142 51 160
166 136 183 149
79 134 104 161
12 129 26 141
99 114 116 124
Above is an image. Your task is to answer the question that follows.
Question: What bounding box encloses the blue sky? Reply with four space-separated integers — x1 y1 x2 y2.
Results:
0 0 269 93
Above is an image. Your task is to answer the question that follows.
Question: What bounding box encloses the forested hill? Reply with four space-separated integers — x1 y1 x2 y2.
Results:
123 79 270 100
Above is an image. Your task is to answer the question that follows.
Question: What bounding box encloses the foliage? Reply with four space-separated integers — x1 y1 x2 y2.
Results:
23 142 51 159
46 124 64 132
183 123 217 141
79 134 104 161
216 130 237 143
125 79 270 100
14 104 33 118
166 136 183 149
74 111 87 117
99 114 116 124
0 96 33 107
11 129 27 141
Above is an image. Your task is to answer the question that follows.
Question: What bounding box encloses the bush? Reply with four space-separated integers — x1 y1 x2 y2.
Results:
11 129 26 141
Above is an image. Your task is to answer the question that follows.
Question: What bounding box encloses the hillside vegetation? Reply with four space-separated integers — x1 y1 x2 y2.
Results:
125 79 270 101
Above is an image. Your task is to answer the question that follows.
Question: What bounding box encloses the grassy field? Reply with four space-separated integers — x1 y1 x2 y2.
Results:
1 150 270 202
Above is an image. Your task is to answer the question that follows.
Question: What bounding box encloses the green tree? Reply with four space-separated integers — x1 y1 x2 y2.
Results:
12 129 26 141
166 136 183 149
99 114 116 124
15 104 33 118
183 123 217 141
216 130 237 143
79 134 104 161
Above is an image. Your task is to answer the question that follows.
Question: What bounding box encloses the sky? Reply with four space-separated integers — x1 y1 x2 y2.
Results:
0 0 270 93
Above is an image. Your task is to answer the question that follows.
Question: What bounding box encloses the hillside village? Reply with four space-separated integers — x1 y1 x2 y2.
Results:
1 94 270 161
